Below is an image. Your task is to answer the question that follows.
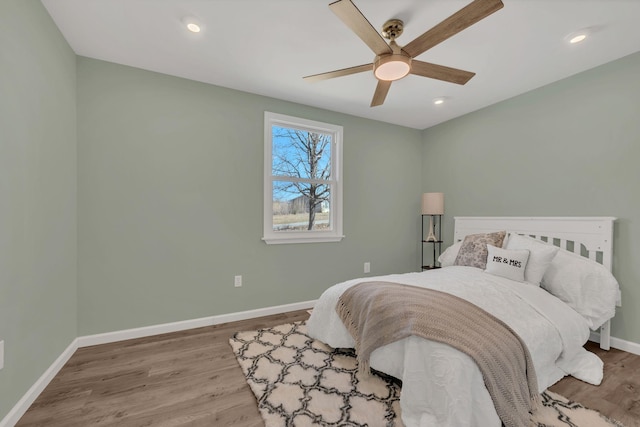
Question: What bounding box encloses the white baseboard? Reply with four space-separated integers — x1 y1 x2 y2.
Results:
77 299 316 348
1 300 315 427
0 339 78 427
590 331 640 355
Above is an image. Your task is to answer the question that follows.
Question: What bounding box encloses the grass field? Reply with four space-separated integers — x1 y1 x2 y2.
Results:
272 212 330 230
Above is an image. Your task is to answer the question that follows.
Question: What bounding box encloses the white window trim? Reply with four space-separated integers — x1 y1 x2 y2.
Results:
263 112 344 244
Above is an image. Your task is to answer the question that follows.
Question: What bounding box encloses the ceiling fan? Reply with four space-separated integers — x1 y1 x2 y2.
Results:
304 0 504 107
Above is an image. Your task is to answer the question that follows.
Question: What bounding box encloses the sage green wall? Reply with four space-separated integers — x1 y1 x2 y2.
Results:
422 52 640 345
77 57 422 335
0 0 77 421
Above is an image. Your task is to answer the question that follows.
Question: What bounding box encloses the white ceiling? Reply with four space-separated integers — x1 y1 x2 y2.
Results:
42 0 640 130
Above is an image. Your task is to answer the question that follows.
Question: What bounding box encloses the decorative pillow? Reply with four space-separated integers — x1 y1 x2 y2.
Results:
541 249 620 330
438 241 463 267
505 234 559 286
453 231 507 269
484 245 530 282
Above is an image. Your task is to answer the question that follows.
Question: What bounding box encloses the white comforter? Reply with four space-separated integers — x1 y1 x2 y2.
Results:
307 266 604 427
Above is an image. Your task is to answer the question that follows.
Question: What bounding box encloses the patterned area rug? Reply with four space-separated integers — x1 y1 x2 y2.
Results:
229 322 624 427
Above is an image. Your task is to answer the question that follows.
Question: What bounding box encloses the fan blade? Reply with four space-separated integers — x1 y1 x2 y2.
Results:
411 60 475 85
329 0 392 56
371 80 392 107
403 0 504 58
303 63 373 82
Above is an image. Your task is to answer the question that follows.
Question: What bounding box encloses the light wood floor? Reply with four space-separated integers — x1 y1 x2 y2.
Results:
16 310 640 427
549 341 640 427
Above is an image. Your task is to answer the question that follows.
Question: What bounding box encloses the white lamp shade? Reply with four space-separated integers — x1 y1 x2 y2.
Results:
421 192 444 215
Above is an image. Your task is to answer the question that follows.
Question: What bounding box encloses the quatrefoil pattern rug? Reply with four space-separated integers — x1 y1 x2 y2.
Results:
229 321 624 427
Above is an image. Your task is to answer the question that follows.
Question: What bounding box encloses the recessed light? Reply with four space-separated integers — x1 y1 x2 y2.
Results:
433 97 446 105
182 17 202 33
569 33 587 44
566 28 591 44
187 22 201 33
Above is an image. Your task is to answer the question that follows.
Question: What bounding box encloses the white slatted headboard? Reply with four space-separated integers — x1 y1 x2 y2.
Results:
453 216 617 349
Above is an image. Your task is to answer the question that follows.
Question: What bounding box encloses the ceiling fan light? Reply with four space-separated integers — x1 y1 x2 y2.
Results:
374 54 411 81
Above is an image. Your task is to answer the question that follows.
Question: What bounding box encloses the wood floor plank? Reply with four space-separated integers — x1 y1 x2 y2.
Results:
15 310 640 426
549 341 640 427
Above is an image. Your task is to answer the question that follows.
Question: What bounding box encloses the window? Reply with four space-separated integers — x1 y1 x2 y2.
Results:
263 112 343 244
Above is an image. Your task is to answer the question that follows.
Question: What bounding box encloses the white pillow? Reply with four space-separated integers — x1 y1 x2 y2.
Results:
484 244 530 283
541 249 619 330
505 234 559 286
438 241 462 267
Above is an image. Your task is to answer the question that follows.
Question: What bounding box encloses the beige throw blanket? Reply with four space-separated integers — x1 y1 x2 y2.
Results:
336 281 541 427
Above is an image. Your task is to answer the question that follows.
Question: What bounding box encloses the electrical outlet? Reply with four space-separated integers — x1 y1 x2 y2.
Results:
0 340 4 370
234 275 242 287
364 262 370 273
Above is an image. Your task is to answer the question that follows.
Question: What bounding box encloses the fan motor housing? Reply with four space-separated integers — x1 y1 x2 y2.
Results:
381 19 404 40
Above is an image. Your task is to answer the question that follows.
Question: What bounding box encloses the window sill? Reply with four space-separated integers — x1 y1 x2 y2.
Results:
262 235 345 245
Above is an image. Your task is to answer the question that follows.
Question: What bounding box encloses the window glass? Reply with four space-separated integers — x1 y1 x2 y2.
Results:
263 112 343 244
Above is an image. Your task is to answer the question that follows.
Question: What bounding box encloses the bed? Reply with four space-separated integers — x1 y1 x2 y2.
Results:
307 216 620 427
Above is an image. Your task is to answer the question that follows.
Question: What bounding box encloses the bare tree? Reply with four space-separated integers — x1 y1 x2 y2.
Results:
272 127 331 230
